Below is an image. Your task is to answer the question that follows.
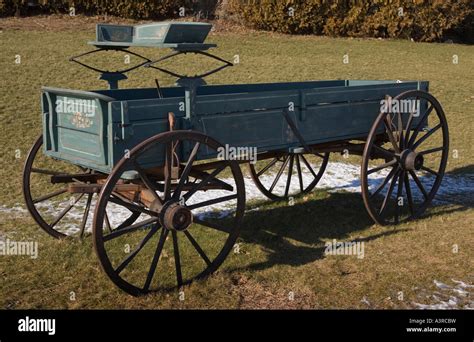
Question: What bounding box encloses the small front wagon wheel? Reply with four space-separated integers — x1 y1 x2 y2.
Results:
361 90 449 225
93 130 245 295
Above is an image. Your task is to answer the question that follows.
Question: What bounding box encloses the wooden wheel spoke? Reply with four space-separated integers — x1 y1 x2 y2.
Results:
404 96 419 144
404 114 414 145
115 223 161 275
50 193 84 227
383 116 401 153
109 195 157 217
115 211 141 230
187 194 238 210
421 166 439 177
419 146 444 155
105 211 113 233
143 228 169 291
367 159 397 175
379 169 400 216
404 172 415 216
183 164 228 201
371 145 396 160
163 142 173 201
370 167 397 199
184 230 212 266
32 188 68 204
134 161 163 205
171 231 183 288
397 111 404 150
104 217 159 242
79 193 93 238
407 105 434 147
193 217 232 234
313 152 326 159
409 170 428 199
269 155 290 193
395 171 405 224
284 155 294 197
411 124 441 150
257 158 278 177
296 155 304 192
173 142 201 200
299 154 318 178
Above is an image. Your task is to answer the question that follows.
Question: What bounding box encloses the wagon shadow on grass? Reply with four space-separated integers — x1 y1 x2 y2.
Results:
231 164 474 272
234 192 397 271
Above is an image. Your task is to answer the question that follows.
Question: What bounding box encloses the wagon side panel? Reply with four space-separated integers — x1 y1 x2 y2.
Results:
299 82 428 144
41 87 112 172
110 98 184 169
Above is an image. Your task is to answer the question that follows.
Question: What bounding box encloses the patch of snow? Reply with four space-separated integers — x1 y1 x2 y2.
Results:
0 205 27 218
413 279 473 310
452 288 469 297
361 296 371 306
451 279 474 288
2 162 473 236
434 280 451 290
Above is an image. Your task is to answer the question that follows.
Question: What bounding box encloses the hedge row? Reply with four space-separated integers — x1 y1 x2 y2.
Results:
0 0 219 19
1 1 473 43
227 0 474 42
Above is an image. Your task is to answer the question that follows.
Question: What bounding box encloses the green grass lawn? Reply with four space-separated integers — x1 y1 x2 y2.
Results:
0 17 473 309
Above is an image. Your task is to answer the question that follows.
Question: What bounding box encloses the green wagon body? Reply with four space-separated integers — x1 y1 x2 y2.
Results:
41 80 428 173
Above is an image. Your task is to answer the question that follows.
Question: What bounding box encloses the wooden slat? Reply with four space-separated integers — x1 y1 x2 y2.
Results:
68 183 142 194
51 173 107 184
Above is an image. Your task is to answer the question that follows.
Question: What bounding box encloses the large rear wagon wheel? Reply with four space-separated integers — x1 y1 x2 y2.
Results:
361 90 449 225
93 130 245 295
249 151 329 201
22 135 140 238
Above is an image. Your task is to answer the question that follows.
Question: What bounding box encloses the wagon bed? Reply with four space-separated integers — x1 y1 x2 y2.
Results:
41 79 428 173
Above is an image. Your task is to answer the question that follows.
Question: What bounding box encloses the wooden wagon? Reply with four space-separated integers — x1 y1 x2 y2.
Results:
23 22 449 295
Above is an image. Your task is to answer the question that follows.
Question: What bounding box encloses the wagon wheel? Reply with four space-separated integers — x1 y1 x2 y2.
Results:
22 135 141 239
249 151 329 200
93 130 245 295
361 90 449 225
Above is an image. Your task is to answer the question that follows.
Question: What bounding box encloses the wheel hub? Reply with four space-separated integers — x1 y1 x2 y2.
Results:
160 202 193 231
400 149 423 171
